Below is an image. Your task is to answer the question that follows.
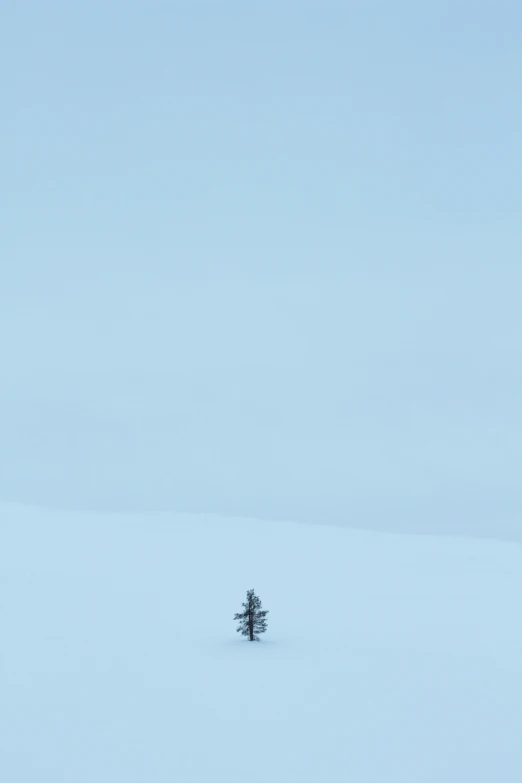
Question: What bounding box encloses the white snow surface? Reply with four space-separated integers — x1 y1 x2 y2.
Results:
1 504 521 782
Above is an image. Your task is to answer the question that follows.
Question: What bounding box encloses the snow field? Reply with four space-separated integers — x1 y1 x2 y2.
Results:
1 505 521 782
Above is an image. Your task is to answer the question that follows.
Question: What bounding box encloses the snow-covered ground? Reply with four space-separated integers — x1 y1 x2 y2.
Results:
1 504 521 782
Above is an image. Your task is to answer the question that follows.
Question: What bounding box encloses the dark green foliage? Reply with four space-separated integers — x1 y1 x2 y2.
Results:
234 589 269 641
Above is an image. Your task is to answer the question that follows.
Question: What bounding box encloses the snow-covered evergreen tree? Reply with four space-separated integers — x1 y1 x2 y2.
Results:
234 589 269 641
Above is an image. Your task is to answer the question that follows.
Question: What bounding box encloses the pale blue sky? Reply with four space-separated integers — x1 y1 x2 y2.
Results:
1 1 521 537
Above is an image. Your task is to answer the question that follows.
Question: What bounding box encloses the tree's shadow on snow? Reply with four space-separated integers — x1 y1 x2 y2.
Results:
210 637 291 657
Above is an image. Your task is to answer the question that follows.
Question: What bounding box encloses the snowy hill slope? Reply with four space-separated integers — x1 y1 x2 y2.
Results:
1 505 521 782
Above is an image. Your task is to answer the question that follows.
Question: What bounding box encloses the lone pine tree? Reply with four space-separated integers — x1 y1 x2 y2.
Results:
234 589 269 641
